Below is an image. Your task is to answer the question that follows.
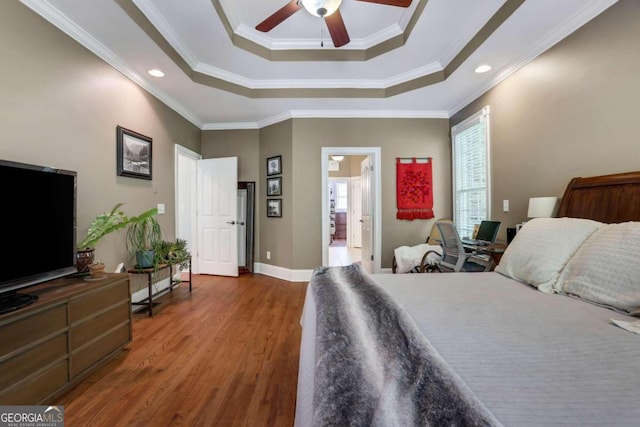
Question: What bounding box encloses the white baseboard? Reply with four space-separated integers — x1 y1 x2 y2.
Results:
130 277 171 306
254 263 313 282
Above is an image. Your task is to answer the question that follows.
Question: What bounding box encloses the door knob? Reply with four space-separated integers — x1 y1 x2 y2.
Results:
238 221 245 226
227 220 236 225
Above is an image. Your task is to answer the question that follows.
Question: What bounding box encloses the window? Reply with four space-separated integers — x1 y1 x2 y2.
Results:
451 106 490 239
335 181 348 210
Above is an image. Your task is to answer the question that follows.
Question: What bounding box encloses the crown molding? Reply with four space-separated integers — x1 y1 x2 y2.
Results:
203 109 450 130
202 122 260 131
234 23 403 51
133 0 199 68
447 0 618 116
20 0 203 129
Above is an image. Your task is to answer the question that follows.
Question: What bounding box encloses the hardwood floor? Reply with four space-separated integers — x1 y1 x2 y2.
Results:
57 274 308 426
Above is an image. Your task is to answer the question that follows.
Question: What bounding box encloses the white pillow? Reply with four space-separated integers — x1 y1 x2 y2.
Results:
495 217 603 292
556 222 640 315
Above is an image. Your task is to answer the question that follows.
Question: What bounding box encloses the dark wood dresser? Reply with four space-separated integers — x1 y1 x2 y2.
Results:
335 212 347 240
0 274 131 404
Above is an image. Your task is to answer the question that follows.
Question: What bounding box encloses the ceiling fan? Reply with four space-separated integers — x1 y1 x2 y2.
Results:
255 0 412 48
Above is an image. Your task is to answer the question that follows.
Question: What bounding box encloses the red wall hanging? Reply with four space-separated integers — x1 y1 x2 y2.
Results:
396 157 434 220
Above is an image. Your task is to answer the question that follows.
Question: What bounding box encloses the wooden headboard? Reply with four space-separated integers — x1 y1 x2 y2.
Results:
557 171 640 223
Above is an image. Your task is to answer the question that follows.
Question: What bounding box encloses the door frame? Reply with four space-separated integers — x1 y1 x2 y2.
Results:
238 181 256 273
321 147 381 272
174 144 201 273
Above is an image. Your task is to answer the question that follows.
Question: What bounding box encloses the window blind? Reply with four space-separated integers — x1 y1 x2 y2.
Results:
451 106 490 239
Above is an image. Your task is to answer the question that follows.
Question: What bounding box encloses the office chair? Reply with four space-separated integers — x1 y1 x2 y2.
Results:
434 221 489 272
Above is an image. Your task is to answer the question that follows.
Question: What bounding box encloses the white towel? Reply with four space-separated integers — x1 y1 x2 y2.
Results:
394 244 442 273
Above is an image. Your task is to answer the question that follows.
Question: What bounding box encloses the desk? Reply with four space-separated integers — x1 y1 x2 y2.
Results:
463 243 507 270
128 257 192 316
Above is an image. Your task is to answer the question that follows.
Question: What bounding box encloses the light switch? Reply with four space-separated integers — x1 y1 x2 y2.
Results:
503 200 509 212
157 203 165 214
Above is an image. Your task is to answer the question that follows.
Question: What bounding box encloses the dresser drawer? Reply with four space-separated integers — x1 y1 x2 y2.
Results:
69 278 129 323
0 304 67 359
0 359 68 405
0 333 67 391
70 302 130 351
70 322 131 378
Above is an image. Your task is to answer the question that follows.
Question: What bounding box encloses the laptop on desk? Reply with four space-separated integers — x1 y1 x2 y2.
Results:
461 220 501 246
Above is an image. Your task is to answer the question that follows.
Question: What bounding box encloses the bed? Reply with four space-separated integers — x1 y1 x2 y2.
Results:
295 171 640 426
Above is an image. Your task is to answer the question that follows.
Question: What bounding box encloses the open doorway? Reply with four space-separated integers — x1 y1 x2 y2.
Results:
328 158 364 266
321 147 381 273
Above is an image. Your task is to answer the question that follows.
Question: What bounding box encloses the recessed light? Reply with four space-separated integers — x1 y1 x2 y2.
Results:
148 69 165 77
475 65 492 74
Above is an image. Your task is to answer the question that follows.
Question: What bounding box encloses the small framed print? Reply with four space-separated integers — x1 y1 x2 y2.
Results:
267 198 282 218
267 176 282 196
116 126 152 180
266 155 281 176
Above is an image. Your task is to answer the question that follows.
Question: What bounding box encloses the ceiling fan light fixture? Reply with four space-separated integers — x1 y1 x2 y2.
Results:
301 0 342 18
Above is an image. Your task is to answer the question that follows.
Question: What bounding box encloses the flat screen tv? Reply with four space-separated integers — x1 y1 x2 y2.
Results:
0 159 77 313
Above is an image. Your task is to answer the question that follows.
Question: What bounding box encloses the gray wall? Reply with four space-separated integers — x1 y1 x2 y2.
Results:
0 1 201 271
451 0 640 241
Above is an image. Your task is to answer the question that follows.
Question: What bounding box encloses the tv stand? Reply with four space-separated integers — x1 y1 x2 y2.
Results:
0 291 38 314
0 274 131 404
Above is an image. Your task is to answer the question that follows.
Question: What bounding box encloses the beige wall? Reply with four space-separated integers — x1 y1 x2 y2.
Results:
291 118 451 269
259 121 294 267
0 1 201 271
201 129 260 183
328 155 367 178
451 0 640 241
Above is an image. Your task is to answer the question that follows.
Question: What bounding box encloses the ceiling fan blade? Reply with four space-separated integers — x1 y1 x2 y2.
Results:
325 9 350 48
255 0 302 32
356 0 412 7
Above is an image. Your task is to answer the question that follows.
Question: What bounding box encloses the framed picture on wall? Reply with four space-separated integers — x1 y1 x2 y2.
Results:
116 125 152 180
267 177 282 196
266 155 281 176
267 198 282 217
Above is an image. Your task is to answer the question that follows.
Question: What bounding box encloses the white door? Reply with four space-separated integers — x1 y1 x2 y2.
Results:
361 157 374 273
197 157 238 277
350 177 362 248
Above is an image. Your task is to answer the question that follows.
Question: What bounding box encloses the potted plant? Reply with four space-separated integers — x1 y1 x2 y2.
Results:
76 203 131 273
126 208 162 268
77 204 159 273
155 238 191 270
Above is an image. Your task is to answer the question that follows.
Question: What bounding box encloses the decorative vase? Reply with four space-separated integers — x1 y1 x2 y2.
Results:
88 262 105 278
76 248 95 273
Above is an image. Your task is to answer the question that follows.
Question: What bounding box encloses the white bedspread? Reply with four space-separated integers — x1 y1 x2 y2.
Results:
295 272 640 426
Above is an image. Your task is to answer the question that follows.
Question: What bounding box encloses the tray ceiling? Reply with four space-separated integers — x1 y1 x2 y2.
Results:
21 0 617 129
